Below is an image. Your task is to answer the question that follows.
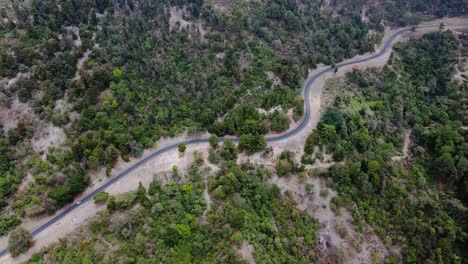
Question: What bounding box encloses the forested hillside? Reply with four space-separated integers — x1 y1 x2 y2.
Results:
0 0 466 257
0 0 387 234
27 158 322 263
332 0 466 27
304 31 467 262
18 28 468 264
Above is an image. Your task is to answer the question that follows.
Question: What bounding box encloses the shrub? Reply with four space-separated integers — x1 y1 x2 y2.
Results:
178 143 186 153
93 192 109 204
209 134 219 149
8 226 32 257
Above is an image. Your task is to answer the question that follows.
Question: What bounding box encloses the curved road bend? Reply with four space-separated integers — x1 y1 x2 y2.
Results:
1 22 467 257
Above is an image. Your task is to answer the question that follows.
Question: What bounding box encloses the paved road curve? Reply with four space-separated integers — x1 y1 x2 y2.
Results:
1 22 467 257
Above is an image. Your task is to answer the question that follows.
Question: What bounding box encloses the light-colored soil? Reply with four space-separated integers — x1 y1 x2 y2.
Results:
257 105 282 115
30 124 67 154
266 71 282 86
66 26 81 47
200 156 218 223
235 241 256 264
0 97 36 132
0 90 66 155
203 0 232 15
0 71 31 90
453 61 467 83
270 174 392 263
392 130 412 162
1 18 467 263
169 6 207 38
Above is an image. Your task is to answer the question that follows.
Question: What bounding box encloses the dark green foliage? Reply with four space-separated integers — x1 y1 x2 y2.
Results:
238 134 267 154
136 182 151 208
49 186 72 206
211 105 268 136
7 122 32 146
269 110 289 132
334 1 466 27
0 138 22 211
0 139 14 173
28 164 320 263
208 134 219 149
309 31 467 262
93 192 109 204
220 139 238 161
0 215 21 236
277 151 303 177
321 107 344 131
178 143 186 153
0 54 17 78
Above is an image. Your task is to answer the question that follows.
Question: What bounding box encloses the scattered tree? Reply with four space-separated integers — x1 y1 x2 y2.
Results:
8 226 32 257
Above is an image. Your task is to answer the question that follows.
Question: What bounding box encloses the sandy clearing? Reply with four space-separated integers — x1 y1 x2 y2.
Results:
1 18 467 263
169 6 207 39
0 71 31 90
235 240 256 264
66 26 81 47
0 97 37 132
30 124 67 154
200 154 218 223
392 130 412 162
203 0 232 15
0 95 67 155
266 71 282 86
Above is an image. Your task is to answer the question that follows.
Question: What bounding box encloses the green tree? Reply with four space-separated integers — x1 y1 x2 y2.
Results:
209 134 219 149
112 68 123 81
433 152 456 179
178 143 187 154
93 192 109 204
107 195 117 212
137 182 151 208
238 134 267 154
220 139 238 161
8 226 32 257
270 111 289 132
321 107 344 131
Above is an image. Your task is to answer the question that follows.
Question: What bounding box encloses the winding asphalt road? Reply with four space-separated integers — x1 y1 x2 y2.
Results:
1 22 467 258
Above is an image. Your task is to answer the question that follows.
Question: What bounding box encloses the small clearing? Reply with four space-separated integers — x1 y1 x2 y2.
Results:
235 241 256 264
392 130 412 162
203 0 232 15
0 97 37 131
169 6 207 38
1 71 31 90
31 124 67 154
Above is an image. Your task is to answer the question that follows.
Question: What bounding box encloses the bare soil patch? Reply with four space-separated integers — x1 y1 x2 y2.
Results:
235 241 256 264
169 6 207 39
